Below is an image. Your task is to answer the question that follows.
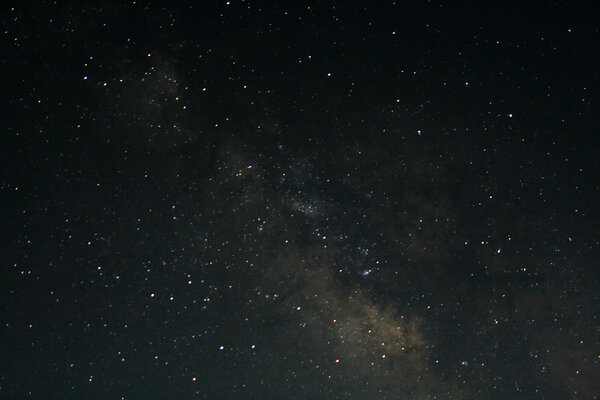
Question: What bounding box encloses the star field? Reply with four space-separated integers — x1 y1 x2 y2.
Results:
1 1 599 399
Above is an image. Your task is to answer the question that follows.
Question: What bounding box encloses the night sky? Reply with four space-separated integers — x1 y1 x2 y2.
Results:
2 1 599 399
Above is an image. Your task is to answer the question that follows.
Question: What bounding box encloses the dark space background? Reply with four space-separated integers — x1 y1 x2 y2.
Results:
1 1 599 399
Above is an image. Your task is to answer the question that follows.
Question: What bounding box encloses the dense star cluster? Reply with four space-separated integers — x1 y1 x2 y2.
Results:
1 2 599 399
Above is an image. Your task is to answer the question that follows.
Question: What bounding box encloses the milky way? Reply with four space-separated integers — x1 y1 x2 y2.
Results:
2 2 599 399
